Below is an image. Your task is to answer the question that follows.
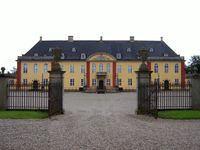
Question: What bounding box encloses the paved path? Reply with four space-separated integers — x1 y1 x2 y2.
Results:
0 92 200 150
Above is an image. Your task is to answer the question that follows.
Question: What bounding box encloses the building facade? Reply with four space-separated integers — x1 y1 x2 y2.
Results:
16 36 185 92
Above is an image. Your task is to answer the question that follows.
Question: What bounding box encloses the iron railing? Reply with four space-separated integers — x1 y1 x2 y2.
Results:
7 83 48 110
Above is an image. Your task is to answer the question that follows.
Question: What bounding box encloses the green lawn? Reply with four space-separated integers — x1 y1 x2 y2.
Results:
0 110 48 119
158 110 200 119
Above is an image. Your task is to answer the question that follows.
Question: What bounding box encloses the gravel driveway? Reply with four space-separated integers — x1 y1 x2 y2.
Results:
0 92 200 150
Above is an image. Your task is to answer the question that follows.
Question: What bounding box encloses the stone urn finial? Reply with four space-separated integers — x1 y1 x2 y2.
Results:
51 48 62 71
1 67 5 74
138 49 149 71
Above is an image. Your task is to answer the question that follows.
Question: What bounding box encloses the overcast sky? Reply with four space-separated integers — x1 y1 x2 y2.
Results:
0 0 200 72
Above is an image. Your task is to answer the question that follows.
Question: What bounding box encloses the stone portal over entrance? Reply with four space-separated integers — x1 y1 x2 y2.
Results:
85 53 117 93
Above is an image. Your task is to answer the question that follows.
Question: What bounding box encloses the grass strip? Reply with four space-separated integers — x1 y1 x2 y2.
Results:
0 110 48 119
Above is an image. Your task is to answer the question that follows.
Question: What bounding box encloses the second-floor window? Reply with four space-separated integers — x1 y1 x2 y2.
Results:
99 64 103 72
107 63 110 73
34 64 38 74
23 64 28 73
92 64 96 73
164 64 168 73
70 64 74 73
154 64 158 73
175 64 179 73
43 64 48 73
80 65 85 73
128 65 132 73
117 65 122 73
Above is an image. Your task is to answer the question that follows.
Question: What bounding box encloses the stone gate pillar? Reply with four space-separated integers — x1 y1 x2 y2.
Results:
136 49 152 114
48 70 65 116
0 75 8 110
191 74 200 109
48 48 65 116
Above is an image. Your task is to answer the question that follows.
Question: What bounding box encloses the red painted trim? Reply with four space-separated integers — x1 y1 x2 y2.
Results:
86 62 90 88
147 61 151 71
16 61 21 86
113 62 116 87
181 61 185 87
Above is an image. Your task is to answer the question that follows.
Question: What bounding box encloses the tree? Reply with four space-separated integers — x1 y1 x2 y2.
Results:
188 55 200 74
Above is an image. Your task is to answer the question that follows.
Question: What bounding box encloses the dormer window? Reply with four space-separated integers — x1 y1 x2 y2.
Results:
116 53 121 59
81 53 86 59
150 48 154 52
49 48 53 52
72 48 76 52
34 53 38 57
61 53 65 59
164 53 168 57
127 48 131 52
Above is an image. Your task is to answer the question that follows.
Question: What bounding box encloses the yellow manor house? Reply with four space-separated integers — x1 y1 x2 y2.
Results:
16 36 185 92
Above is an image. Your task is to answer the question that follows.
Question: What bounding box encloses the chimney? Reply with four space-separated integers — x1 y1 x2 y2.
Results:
130 36 134 42
100 36 103 41
68 36 74 42
160 36 163 41
40 36 42 41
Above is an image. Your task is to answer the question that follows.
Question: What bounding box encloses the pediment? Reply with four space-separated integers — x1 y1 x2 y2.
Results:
87 53 116 61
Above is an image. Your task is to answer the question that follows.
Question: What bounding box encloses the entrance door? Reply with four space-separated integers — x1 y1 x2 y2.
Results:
164 80 169 90
99 80 104 89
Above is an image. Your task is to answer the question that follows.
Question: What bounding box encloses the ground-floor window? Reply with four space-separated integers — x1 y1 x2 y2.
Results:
117 78 122 86
81 79 85 86
70 79 75 86
106 79 110 86
128 78 132 86
42 79 48 85
92 79 96 86
23 79 27 85
175 79 179 85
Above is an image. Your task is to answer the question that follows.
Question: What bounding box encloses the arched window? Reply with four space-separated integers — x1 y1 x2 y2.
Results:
175 64 179 73
164 64 168 73
99 64 103 72
154 64 158 73
92 64 96 73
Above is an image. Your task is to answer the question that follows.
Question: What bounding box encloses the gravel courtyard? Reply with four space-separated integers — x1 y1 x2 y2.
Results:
0 92 200 150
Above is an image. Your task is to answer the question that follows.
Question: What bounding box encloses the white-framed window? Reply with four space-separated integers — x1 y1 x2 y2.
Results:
80 65 85 73
117 78 122 86
81 79 85 86
70 64 74 73
106 63 110 73
117 64 122 73
70 79 75 86
92 79 96 86
23 64 28 73
128 65 132 73
175 79 179 85
175 64 179 73
42 79 48 85
106 79 110 86
99 64 103 72
92 64 96 73
23 79 27 85
154 64 158 73
164 64 168 73
128 78 132 86
33 64 38 74
43 64 48 73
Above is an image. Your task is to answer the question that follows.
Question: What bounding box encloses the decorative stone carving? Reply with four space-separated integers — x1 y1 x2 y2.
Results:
51 48 62 71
